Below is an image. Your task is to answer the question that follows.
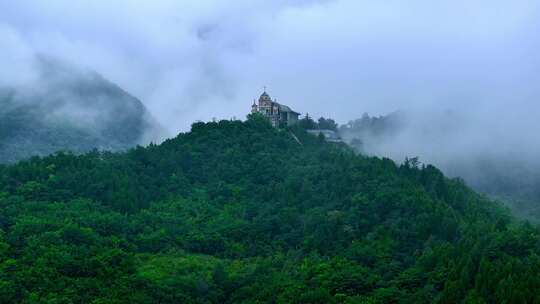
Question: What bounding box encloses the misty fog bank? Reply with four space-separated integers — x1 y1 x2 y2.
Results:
2 0 540 217
0 57 163 163
339 109 540 218
2 1 540 133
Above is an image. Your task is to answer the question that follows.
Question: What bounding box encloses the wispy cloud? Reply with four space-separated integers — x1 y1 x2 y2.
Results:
1 0 539 136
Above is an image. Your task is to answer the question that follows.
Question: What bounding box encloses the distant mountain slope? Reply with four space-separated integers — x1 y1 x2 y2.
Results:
0 116 539 303
340 112 540 219
0 58 161 163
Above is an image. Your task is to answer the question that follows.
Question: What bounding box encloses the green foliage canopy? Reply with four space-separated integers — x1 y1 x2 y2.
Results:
0 116 538 303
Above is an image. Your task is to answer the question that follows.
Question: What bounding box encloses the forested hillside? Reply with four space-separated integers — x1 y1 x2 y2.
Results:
340 112 540 220
0 114 539 303
0 58 161 163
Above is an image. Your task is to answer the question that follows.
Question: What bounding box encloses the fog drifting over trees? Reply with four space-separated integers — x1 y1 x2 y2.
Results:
2 1 540 199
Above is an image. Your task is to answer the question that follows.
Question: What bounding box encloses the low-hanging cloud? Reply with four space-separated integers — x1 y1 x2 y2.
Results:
2 0 540 122
1 1 540 168
0 0 329 134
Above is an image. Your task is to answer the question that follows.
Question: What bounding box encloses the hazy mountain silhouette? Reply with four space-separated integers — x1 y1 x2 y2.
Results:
0 57 161 163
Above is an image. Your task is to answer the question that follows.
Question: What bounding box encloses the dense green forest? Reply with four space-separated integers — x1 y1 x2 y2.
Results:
0 114 539 303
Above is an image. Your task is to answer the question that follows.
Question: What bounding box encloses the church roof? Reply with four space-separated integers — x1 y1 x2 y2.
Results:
278 103 300 115
257 90 300 114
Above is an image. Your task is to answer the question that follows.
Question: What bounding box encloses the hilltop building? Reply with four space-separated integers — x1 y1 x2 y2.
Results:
251 91 300 127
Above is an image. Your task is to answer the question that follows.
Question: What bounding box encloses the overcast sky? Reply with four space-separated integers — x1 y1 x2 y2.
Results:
1 0 540 134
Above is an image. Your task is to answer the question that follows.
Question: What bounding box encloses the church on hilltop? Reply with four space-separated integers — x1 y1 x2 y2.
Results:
251 90 300 127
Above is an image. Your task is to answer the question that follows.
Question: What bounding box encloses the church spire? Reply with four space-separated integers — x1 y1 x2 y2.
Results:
251 99 258 113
